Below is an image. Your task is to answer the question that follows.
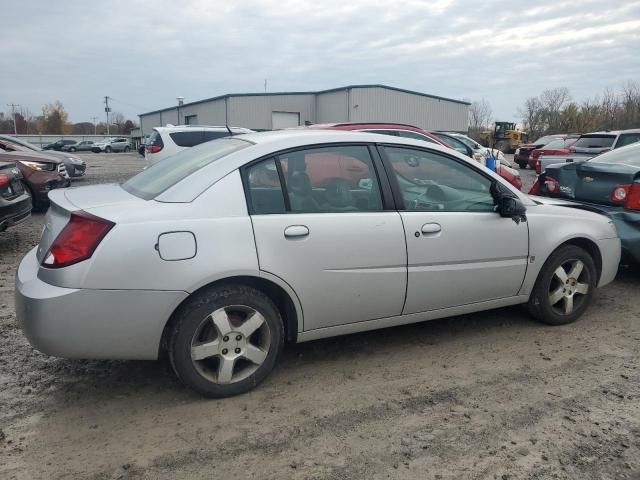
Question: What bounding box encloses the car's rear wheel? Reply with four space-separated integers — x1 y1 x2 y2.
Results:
528 245 597 325
169 285 284 397
105 146 112 153
124 146 130 152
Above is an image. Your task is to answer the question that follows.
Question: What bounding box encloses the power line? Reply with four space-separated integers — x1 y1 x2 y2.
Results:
7 103 20 135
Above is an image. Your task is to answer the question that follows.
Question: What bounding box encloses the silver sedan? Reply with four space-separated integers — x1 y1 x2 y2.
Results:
16 130 621 397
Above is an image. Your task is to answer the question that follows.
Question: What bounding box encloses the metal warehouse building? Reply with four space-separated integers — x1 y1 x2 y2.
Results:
138 84 470 136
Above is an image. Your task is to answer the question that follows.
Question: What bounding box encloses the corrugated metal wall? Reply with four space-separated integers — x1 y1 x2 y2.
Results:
139 87 469 133
316 90 348 123
350 87 468 131
228 94 315 129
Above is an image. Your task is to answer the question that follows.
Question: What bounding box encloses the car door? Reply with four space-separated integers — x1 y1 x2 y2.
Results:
245 144 407 331
380 145 529 314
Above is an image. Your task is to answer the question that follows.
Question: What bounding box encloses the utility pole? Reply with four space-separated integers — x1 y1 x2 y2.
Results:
7 103 20 135
90 116 98 135
104 96 111 135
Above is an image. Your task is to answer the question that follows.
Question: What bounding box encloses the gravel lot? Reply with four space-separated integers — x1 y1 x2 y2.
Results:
1 153 639 480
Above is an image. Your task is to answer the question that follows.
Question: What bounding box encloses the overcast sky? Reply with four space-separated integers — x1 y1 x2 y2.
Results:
2 0 639 124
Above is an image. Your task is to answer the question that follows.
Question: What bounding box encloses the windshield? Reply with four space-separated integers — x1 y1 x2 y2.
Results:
452 135 479 149
592 142 640 167
540 139 565 149
123 137 251 199
573 135 615 148
533 136 557 146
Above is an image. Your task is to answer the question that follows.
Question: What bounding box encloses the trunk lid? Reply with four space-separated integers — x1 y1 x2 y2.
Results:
36 184 144 263
544 161 639 205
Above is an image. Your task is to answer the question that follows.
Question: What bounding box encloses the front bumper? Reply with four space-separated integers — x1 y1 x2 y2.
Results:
15 248 187 360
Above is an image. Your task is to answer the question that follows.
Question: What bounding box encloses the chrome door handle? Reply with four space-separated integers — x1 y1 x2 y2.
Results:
284 225 309 238
421 223 441 234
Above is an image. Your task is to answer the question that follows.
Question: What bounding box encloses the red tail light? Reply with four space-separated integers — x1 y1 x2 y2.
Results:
611 184 630 203
535 160 541 174
42 211 114 268
147 145 162 154
0 174 9 187
544 177 560 194
624 183 640 211
529 179 541 195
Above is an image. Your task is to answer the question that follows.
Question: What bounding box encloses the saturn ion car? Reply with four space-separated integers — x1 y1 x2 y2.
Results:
16 130 620 397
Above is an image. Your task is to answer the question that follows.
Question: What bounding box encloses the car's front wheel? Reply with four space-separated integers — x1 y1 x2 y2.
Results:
169 285 284 397
528 245 597 325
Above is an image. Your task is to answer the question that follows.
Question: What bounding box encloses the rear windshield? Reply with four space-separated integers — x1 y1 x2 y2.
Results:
592 143 640 167
533 136 558 146
541 139 565 149
170 130 229 147
573 135 615 148
123 138 251 199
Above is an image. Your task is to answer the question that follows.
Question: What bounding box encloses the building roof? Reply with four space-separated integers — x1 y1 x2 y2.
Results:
139 84 470 117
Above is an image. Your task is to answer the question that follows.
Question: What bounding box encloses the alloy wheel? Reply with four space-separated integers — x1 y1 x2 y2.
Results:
190 305 271 384
548 259 590 315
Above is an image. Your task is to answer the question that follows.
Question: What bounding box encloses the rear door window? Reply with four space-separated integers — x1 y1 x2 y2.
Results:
615 133 640 149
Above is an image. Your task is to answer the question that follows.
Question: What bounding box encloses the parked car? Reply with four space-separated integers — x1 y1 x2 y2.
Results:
514 135 579 169
536 130 640 174
91 137 131 153
43 139 76 151
145 125 254 167
16 130 620 397
530 137 578 172
61 140 94 152
0 161 31 231
530 142 640 264
0 150 70 211
308 123 522 190
447 132 509 164
0 135 86 178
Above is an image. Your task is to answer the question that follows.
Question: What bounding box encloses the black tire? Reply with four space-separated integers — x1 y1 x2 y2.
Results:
516 160 528 169
169 284 284 397
105 146 112 153
495 140 511 154
527 245 597 325
69 147 76 152
124 146 130 152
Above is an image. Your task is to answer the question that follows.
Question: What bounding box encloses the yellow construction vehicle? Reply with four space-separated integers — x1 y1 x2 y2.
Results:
479 122 528 153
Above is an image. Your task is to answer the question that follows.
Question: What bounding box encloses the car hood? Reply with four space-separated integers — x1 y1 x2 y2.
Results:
0 150 61 164
63 183 144 209
44 150 83 163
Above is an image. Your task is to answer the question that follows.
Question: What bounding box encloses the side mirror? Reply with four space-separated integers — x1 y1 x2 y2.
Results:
499 196 527 219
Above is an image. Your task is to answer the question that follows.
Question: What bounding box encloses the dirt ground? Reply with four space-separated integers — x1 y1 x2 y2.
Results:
1 153 639 480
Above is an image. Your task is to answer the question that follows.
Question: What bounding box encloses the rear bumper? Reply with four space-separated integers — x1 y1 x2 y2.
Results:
0 194 32 231
15 248 188 360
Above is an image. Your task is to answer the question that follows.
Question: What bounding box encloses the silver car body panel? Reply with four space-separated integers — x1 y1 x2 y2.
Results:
15 130 621 360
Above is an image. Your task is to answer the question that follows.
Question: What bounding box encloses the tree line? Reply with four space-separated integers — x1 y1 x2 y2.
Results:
0 101 138 136
468 80 640 141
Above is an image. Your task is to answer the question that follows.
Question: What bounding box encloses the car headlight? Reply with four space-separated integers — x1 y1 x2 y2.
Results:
19 160 56 171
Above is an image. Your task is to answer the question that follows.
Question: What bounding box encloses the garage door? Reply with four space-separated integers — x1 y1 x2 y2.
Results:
271 111 300 130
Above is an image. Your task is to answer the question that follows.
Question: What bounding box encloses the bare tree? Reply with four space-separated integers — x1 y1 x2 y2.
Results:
468 99 493 140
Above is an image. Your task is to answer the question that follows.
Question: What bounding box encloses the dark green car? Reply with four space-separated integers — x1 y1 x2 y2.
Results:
533 143 640 264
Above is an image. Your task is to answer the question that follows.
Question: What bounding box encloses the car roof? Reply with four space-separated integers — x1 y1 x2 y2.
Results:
306 122 426 131
581 129 640 136
153 125 253 134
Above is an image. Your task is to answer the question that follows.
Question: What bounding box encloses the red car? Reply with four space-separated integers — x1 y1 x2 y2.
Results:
307 123 522 190
530 137 579 173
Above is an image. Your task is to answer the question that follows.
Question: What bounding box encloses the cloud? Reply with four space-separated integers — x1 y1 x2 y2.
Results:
1 0 639 123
